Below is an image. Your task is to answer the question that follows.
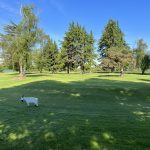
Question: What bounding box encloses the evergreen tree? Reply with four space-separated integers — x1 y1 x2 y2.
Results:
98 19 131 74
33 31 59 73
43 39 59 73
141 54 150 75
98 19 127 57
61 22 79 73
101 47 132 75
61 22 95 74
79 29 95 73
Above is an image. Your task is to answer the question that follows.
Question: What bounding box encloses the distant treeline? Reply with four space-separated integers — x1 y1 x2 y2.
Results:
0 5 150 76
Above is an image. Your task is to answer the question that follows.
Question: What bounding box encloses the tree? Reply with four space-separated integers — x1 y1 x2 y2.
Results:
33 31 59 73
98 19 131 74
0 22 20 71
141 54 150 75
61 22 95 74
61 22 79 74
101 47 132 75
98 19 127 57
0 5 38 77
33 49 45 73
43 38 59 73
81 30 96 73
134 39 148 69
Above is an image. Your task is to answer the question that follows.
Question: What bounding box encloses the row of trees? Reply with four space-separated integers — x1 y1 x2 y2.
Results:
0 5 150 77
31 22 96 74
98 20 150 75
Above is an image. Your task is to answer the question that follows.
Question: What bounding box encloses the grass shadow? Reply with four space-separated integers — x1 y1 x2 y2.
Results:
0 78 150 149
98 74 120 77
139 79 150 83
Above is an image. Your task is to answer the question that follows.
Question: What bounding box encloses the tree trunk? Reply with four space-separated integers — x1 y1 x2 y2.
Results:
12 61 15 71
120 67 124 76
67 63 70 74
142 69 145 75
111 66 115 73
19 63 23 76
23 65 26 76
19 63 26 77
80 65 85 74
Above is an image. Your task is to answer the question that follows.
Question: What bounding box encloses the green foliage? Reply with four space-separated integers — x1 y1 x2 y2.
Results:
0 23 19 70
0 63 5 71
0 5 39 76
101 47 132 72
33 31 59 73
43 38 59 73
98 19 132 74
141 54 150 74
134 39 148 69
98 19 127 57
61 22 95 73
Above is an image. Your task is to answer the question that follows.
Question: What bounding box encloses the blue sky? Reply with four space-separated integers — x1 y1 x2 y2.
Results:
0 0 150 49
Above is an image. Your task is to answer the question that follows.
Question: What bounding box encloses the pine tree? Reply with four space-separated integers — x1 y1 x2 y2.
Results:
33 31 59 73
141 54 150 75
98 19 127 57
43 39 59 73
61 22 76 73
61 22 95 74
98 19 131 74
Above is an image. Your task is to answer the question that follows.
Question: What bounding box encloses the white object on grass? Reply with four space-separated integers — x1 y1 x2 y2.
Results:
20 96 38 106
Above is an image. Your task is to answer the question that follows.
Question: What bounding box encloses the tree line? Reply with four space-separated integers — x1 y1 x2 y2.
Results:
0 5 150 77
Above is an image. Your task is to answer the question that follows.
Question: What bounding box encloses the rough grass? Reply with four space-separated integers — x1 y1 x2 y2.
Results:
0 73 150 150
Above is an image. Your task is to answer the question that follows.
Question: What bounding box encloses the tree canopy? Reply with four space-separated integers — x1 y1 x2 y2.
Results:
98 19 127 57
134 39 148 69
61 22 95 74
98 19 132 74
0 5 149 75
0 5 38 77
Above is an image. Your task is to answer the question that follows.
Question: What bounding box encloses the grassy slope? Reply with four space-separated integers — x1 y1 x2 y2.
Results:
0 73 150 150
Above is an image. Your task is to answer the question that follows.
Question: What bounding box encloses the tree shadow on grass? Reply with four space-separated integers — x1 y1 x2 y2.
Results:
26 73 53 78
0 78 150 149
126 72 150 75
6 73 53 78
98 74 120 78
139 79 150 83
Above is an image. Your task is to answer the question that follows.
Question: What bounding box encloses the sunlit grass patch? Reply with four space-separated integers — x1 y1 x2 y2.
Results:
0 73 150 149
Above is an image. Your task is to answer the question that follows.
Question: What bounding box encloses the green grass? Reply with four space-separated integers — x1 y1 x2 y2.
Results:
0 72 150 150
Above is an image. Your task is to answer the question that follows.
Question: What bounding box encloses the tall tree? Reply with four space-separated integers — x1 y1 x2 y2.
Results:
0 5 38 77
79 29 95 73
101 47 132 75
0 22 20 71
98 19 127 57
134 39 148 69
61 22 95 74
33 31 59 73
141 54 150 75
61 22 79 74
98 19 131 74
43 38 59 73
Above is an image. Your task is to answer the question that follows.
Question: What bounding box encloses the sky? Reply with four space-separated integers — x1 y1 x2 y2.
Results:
0 0 150 49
